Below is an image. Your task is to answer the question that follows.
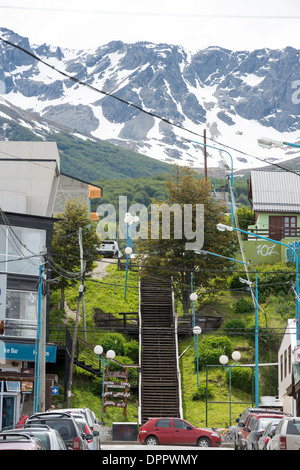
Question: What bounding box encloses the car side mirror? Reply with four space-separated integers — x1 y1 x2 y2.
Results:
93 431 100 437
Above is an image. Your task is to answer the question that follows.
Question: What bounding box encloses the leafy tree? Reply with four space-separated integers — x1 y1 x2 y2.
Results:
51 199 100 309
236 206 255 235
137 166 234 312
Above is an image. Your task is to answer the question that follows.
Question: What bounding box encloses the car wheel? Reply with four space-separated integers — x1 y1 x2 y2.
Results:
145 435 159 445
196 437 211 447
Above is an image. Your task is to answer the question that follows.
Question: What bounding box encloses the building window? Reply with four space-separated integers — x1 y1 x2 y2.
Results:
0 225 45 276
284 350 287 378
280 354 283 382
2 290 38 339
284 216 297 237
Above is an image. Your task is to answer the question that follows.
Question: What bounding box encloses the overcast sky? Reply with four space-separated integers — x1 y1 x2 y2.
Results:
0 0 299 52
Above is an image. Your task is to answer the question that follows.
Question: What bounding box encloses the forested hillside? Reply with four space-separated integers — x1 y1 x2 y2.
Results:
93 174 250 214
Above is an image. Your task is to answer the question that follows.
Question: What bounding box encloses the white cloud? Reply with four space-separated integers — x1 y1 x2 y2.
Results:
0 0 300 51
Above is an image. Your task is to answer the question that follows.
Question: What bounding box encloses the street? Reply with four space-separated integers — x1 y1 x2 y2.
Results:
101 443 233 450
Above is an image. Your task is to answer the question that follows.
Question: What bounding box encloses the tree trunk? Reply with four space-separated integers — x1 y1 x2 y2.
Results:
181 288 191 314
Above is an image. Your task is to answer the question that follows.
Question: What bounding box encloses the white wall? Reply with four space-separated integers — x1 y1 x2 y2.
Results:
278 319 297 415
0 141 60 217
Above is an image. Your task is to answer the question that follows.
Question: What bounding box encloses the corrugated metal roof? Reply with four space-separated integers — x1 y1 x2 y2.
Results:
250 169 300 212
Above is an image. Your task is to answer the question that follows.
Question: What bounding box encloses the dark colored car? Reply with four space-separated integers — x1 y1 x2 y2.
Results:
245 415 284 450
50 407 101 449
26 412 90 450
138 417 221 447
0 432 46 450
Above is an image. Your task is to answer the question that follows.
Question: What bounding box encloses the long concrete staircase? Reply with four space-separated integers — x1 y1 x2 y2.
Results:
139 277 182 424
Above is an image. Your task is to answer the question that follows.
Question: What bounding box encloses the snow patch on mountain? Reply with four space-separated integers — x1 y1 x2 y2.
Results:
0 28 300 172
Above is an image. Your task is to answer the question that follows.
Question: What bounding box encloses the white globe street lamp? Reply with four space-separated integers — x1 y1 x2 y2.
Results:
94 345 115 422
125 246 132 256
219 350 241 425
124 212 139 299
106 350 116 360
232 351 241 362
193 325 202 387
93 345 103 356
219 355 228 366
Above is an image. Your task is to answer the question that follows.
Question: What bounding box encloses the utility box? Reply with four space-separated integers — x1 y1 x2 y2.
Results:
112 422 138 441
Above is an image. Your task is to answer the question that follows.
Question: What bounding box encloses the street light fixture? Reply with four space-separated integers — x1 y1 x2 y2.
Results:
193 325 202 387
196 248 259 407
94 345 116 422
124 212 139 299
190 274 198 349
217 223 300 344
219 351 241 425
258 137 300 149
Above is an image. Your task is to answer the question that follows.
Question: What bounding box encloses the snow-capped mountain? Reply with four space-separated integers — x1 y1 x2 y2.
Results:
0 27 299 172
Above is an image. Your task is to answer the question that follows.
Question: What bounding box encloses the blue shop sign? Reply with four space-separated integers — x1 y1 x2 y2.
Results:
0 341 57 363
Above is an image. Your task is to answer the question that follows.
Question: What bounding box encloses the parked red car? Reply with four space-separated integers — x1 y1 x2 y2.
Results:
138 417 221 447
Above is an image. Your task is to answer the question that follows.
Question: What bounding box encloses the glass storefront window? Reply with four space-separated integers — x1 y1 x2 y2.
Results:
0 225 45 276
1 290 38 339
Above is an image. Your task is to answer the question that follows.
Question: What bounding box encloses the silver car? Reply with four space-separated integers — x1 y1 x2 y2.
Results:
71 414 97 450
270 416 300 450
0 425 67 450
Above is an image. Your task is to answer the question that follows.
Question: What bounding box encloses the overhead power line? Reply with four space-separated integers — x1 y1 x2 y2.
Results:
0 35 299 176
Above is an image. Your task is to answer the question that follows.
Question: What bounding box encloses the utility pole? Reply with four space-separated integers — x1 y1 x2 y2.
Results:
34 247 47 413
79 227 87 341
39 250 47 412
67 228 85 407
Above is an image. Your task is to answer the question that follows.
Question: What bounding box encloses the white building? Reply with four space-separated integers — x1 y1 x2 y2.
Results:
278 319 299 415
0 141 60 428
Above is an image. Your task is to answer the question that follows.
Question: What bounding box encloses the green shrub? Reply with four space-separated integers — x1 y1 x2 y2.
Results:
225 367 253 394
192 383 214 400
222 318 247 336
124 340 139 363
101 333 125 356
234 297 254 314
228 263 295 303
194 335 233 371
